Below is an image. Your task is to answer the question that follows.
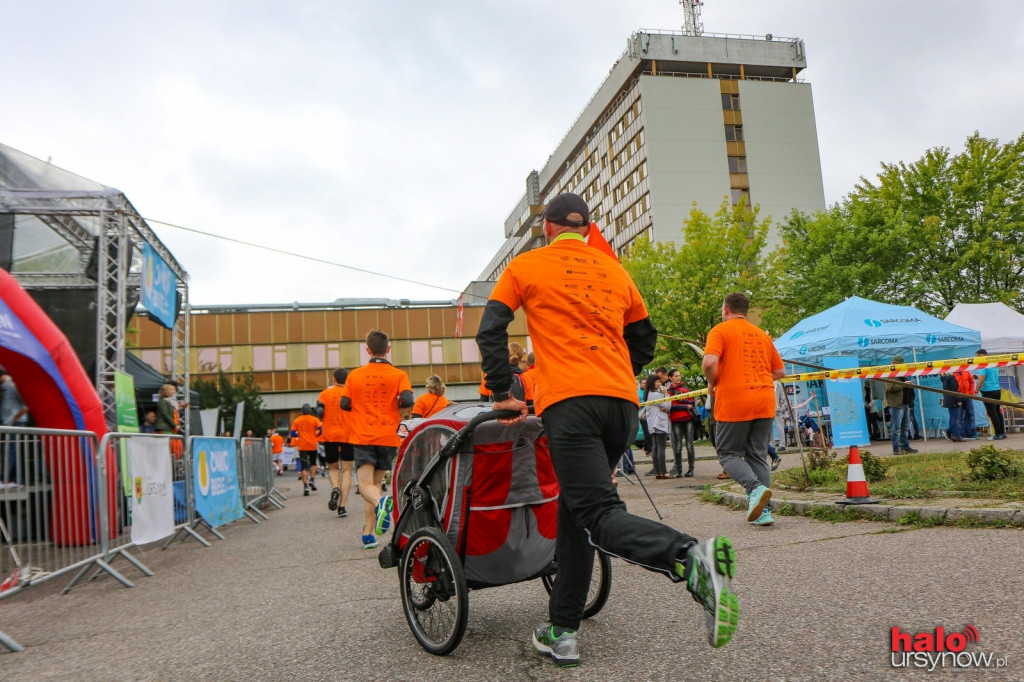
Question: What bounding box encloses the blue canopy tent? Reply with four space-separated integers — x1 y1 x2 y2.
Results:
774 297 982 439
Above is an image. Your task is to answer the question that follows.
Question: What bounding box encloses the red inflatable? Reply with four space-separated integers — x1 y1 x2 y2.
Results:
0 268 111 546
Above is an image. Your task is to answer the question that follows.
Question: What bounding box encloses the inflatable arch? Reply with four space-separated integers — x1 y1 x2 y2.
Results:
0 268 111 545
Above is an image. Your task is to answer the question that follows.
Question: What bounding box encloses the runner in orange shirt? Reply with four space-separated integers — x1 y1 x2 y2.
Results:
702 292 786 526
341 330 414 549
317 368 353 517
290 404 322 496
476 192 739 666
411 375 450 419
519 352 538 405
268 429 284 475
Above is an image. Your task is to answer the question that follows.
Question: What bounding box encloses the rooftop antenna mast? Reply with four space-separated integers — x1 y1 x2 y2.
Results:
680 0 704 36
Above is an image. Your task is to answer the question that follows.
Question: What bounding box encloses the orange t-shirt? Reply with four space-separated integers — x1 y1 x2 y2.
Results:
412 393 449 419
478 377 491 398
317 384 350 443
345 359 412 447
520 366 537 402
290 414 322 451
704 317 784 422
488 236 648 414
270 433 284 454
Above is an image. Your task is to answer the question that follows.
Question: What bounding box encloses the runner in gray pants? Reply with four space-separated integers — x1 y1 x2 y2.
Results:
715 418 773 495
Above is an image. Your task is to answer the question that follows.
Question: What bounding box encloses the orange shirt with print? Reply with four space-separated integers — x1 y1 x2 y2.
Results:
345 359 412 447
413 393 450 419
317 384 350 442
290 414 322 451
705 317 784 422
270 433 284 454
488 236 647 414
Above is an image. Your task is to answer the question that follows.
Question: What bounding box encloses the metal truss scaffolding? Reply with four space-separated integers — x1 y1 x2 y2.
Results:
0 143 190 433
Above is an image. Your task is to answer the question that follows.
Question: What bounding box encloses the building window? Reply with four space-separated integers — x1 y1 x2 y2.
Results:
198 347 233 372
728 157 748 173
461 339 479 363
722 94 740 110
306 343 326 369
731 188 751 206
253 346 271 371
411 341 430 365
252 345 287 371
725 125 743 142
141 349 171 374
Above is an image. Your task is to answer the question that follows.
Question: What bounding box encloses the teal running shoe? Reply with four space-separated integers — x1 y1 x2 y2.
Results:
746 485 772 522
752 509 774 526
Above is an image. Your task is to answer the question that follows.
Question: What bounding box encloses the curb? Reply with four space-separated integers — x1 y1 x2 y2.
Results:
714 488 1024 527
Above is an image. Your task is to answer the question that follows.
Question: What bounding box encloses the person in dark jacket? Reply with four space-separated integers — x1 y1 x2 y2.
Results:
665 369 697 477
883 356 916 455
940 372 965 442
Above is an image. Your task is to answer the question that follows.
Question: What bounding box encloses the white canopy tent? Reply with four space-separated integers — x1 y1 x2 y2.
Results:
945 303 1024 353
945 302 1024 432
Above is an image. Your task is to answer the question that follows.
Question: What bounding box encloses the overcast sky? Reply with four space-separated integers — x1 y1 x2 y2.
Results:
5 1 1023 306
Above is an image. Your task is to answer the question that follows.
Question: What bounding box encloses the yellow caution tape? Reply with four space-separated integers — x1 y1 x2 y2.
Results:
638 352 1023 406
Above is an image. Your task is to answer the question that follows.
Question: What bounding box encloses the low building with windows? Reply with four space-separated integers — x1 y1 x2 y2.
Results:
480 28 826 280
129 297 527 430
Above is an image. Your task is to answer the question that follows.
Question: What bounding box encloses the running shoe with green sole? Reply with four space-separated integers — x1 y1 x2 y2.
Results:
532 623 580 667
678 536 739 648
374 495 393 535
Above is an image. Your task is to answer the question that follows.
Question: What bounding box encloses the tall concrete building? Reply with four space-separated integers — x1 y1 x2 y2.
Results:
480 27 825 280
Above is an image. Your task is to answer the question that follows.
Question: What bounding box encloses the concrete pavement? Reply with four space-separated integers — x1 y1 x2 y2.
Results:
2 460 1022 680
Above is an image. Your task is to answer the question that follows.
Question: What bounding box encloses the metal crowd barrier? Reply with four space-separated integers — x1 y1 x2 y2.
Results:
0 425 127 597
239 437 278 523
1 427 285 652
0 431 286 584
161 434 224 549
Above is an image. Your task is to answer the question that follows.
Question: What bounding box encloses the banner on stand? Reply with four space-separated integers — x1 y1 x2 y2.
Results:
128 436 175 544
824 355 870 448
192 437 245 527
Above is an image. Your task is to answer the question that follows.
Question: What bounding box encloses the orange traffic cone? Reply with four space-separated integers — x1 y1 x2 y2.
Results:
835 445 879 505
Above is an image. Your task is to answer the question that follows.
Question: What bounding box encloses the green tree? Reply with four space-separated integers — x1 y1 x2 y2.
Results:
778 132 1024 316
623 198 782 378
191 369 272 435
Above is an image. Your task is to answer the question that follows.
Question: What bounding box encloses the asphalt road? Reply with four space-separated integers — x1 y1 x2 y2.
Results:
2 462 1022 681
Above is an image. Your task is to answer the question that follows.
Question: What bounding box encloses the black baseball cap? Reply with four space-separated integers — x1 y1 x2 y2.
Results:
541 192 590 227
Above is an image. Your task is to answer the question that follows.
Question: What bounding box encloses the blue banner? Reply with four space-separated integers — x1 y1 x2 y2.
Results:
192 437 245 527
824 356 870 447
141 242 178 329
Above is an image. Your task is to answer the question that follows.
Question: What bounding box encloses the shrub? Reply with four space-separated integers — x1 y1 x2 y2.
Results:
859 450 890 483
965 445 1021 482
804 448 838 472
835 449 889 483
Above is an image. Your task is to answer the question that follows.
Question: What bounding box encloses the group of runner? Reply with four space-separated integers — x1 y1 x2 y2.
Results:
288 329 416 549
